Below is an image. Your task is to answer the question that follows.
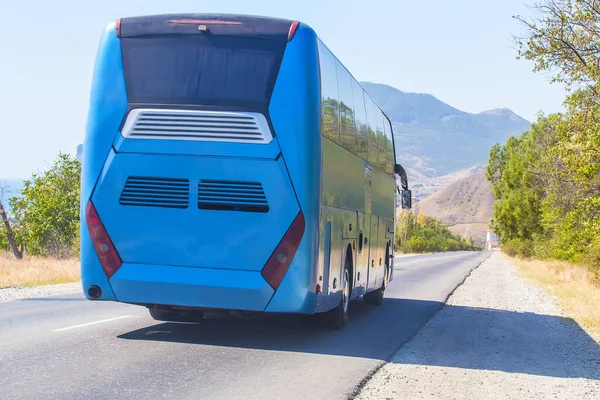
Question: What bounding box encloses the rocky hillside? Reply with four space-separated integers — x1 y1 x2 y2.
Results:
416 172 493 243
409 164 487 200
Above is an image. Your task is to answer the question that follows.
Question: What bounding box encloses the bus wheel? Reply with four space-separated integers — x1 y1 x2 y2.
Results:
326 257 351 330
148 307 205 323
363 267 386 306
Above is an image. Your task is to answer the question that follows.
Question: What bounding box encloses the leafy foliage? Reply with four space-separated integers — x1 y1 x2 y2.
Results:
490 0 600 270
0 227 7 251
9 153 81 258
396 211 481 253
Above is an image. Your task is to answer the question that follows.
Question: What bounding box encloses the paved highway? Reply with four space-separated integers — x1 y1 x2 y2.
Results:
0 251 490 400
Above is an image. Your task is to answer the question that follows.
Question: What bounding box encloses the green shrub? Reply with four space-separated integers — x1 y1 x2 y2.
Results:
396 211 481 254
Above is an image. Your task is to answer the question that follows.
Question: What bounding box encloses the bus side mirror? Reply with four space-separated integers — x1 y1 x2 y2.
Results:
395 164 408 190
401 189 412 209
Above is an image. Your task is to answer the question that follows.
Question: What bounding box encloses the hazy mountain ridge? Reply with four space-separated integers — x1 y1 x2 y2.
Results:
361 82 531 176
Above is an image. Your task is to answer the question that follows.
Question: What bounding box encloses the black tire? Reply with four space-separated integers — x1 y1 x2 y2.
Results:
325 256 351 330
363 266 386 306
148 307 205 323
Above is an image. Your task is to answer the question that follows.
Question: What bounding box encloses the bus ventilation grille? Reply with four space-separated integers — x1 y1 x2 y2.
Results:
198 180 269 213
121 109 273 144
120 177 190 209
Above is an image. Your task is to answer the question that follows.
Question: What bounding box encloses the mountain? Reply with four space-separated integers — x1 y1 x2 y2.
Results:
416 172 493 244
361 82 530 177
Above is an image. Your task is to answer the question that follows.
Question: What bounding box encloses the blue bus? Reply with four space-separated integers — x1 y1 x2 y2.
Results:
81 14 412 329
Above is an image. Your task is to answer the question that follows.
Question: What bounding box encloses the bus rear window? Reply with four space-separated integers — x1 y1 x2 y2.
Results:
121 36 286 107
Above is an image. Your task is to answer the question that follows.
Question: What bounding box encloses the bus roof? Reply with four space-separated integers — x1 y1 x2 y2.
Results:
119 14 295 40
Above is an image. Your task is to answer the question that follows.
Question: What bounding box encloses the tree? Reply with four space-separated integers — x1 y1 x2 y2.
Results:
10 153 81 258
487 1 600 265
0 182 23 259
514 0 600 91
486 130 544 245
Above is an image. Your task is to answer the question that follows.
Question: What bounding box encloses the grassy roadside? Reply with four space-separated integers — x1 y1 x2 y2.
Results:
510 256 600 342
0 252 80 288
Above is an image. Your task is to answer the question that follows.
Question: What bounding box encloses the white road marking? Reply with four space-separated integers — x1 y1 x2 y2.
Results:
53 315 134 332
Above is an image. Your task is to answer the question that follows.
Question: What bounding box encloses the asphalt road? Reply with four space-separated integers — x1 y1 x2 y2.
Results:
0 251 490 400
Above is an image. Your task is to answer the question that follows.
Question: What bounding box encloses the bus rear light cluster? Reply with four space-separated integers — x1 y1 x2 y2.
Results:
86 201 122 279
262 211 305 290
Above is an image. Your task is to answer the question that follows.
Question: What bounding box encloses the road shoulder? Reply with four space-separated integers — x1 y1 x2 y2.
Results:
0 282 81 301
355 252 600 400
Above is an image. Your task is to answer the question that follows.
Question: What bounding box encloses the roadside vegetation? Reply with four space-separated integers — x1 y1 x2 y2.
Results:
488 1 600 339
0 153 81 287
396 211 480 253
488 1 600 273
0 252 80 288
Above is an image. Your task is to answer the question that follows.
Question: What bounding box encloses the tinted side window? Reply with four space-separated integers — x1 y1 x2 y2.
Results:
318 41 340 143
365 97 379 165
336 62 356 153
383 116 395 174
353 81 369 160
376 111 388 171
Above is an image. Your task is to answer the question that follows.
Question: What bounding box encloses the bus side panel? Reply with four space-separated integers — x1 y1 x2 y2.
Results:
368 168 395 291
81 22 128 300
317 137 365 311
315 207 339 312
376 215 389 288
366 214 379 291
371 168 395 219
383 217 395 283
353 212 368 298
265 24 321 314
315 206 357 312
321 139 366 211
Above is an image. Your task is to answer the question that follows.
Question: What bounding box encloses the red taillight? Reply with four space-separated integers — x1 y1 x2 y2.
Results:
262 211 305 290
86 201 122 279
116 18 122 38
288 21 300 42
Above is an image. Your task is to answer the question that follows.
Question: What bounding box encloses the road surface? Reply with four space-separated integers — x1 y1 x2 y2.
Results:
0 251 490 400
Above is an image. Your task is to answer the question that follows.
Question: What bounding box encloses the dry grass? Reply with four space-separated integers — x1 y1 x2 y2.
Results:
511 256 600 342
0 252 80 288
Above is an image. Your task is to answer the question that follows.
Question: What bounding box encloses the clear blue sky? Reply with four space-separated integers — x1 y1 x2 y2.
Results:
0 0 565 179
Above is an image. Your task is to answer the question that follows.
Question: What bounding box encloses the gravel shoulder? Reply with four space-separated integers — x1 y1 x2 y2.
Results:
355 252 600 400
0 282 81 301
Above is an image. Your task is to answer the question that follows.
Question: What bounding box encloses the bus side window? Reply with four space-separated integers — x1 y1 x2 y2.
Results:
317 40 340 143
365 97 379 166
336 62 356 154
383 116 394 174
353 80 369 161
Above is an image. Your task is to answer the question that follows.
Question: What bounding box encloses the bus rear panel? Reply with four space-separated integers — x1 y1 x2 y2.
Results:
81 15 322 314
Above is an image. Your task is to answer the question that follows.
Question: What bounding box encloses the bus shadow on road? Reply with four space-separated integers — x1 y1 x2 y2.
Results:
118 298 600 380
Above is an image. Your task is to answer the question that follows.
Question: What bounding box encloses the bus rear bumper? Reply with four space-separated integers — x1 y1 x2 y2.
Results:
109 263 275 311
